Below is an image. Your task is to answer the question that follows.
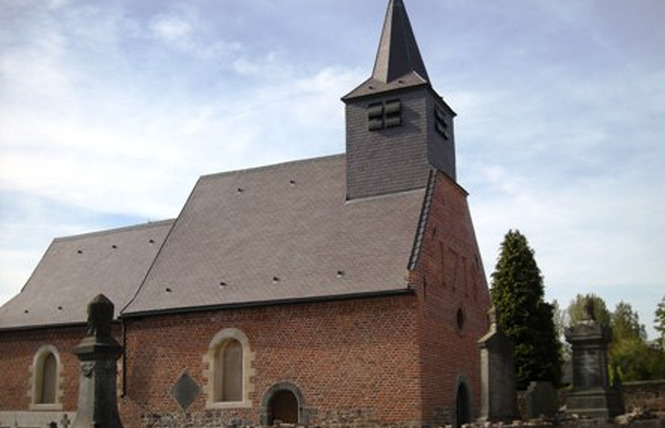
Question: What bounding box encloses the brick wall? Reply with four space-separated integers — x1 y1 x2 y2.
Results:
409 171 492 426
120 295 422 428
0 325 101 412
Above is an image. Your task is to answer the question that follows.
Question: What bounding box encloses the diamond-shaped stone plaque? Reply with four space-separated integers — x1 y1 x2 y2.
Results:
171 371 201 410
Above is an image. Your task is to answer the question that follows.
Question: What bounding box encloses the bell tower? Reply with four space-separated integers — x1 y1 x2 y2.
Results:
343 0 457 200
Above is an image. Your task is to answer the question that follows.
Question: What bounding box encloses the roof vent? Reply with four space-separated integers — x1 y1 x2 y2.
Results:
149 239 155 244
289 180 296 186
77 250 83 254
165 287 172 293
272 277 280 283
219 281 228 288
57 306 63 310
24 309 29 314
112 245 118 249
337 270 345 278
237 188 244 193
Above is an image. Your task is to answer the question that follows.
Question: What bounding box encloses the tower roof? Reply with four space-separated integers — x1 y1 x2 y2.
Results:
373 0 429 83
343 0 430 100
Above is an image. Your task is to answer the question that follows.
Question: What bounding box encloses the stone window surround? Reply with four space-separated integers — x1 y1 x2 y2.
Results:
203 328 255 409
28 345 64 411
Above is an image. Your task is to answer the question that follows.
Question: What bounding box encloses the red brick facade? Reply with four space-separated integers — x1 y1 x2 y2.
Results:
411 171 492 424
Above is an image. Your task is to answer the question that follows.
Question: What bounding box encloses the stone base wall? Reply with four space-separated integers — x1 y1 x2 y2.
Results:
0 411 75 428
139 408 424 428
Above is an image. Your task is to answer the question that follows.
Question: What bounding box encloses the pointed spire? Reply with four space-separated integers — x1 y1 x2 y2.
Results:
372 0 429 83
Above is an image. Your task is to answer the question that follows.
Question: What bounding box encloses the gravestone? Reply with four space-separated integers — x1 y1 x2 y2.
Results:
564 300 624 419
477 307 519 422
71 294 124 428
525 381 557 419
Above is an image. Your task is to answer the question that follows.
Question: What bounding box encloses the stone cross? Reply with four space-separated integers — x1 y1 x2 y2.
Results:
60 414 71 428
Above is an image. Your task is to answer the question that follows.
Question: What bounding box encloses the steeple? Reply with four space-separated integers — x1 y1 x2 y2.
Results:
372 0 429 84
343 0 458 200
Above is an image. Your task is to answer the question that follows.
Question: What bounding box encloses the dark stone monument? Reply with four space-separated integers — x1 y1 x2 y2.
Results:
564 299 624 419
477 307 519 422
71 294 124 428
525 381 558 419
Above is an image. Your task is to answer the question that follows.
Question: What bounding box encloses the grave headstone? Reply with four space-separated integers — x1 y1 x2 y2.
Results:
525 381 557 419
477 307 519 422
564 299 624 419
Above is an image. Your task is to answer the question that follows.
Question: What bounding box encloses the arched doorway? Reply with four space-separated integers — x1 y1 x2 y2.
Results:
260 382 307 426
268 390 298 424
456 382 470 428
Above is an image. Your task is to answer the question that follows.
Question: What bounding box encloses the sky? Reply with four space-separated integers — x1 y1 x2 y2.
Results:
1 0 664 338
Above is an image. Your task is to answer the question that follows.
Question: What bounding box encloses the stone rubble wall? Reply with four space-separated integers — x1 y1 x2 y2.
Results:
621 381 665 414
514 380 665 420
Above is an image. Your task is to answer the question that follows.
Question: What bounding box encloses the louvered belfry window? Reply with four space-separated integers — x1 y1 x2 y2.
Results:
368 99 402 131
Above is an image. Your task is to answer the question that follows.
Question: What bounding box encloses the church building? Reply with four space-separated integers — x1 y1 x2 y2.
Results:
0 1 491 427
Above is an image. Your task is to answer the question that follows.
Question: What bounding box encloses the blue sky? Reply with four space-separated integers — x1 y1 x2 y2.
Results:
1 0 664 337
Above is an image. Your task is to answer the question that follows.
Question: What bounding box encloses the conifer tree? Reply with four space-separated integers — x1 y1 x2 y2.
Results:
654 296 665 350
490 229 562 389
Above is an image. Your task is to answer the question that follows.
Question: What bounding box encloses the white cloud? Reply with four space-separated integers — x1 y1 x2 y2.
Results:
149 14 193 43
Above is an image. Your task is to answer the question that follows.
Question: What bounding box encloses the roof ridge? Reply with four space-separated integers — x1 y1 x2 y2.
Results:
199 153 345 181
53 219 175 242
344 186 425 204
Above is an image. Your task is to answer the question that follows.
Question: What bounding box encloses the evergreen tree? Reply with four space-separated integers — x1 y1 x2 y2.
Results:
612 301 646 342
490 229 562 389
654 296 665 350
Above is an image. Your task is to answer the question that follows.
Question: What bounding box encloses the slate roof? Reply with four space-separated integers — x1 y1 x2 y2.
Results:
122 155 425 316
0 220 173 330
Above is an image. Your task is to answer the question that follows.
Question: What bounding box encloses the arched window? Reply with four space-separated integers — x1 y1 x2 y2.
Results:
214 339 243 402
30 345 63 410
204 328 254 409
38 352 57 404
